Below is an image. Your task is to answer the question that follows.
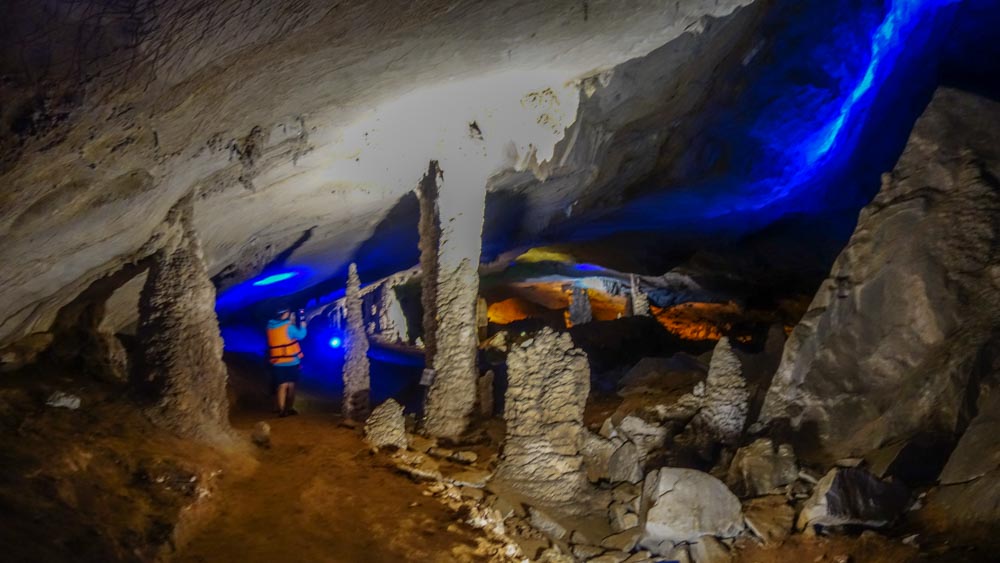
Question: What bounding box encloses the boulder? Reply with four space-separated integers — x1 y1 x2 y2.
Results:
689 535 731 563
601 527 640 551
759 89 1000 460
364 399 408 450
939 391 1000 486
617 415 669 460
726 438 798 497
582 430 619 482
797 467 910 530
640 468 744 546
609 441 644 484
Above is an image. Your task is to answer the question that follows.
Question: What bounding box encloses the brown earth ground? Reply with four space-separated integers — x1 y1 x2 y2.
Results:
0 353 985 563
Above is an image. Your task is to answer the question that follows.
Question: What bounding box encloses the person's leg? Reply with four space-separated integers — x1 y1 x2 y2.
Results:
277 382 289 415
286 382 297 415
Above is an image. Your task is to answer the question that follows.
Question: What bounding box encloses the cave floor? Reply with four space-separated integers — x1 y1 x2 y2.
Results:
172 410 489 563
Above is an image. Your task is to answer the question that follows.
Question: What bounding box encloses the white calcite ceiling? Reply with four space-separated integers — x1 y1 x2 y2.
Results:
0 0 758 344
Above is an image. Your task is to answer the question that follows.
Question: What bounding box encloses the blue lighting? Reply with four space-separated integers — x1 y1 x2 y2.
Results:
573 263 604 272
329 336 343 349
252 271 299 286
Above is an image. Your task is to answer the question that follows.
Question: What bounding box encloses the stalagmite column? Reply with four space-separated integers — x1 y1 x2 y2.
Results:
492 327 594 510
629 274 650 316
568 283 593 326
418 158 488 440
343 263 371 420
137 195 231 444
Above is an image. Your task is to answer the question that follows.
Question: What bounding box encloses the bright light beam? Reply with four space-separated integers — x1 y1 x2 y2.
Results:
252 272 299 286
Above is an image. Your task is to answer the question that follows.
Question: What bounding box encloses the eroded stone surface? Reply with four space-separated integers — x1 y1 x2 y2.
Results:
726 438 798 497
759 88 1000 460
797 468 909 530
688 337 748 447
343 263 371 421
137 196 232 444
492 328 593 509
640 468 744 546
365 399 408 450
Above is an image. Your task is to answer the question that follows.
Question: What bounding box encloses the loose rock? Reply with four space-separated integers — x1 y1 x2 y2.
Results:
641 468 744 546
364 399 408 450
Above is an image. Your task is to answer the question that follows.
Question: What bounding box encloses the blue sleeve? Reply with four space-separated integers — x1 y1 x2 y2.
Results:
287 324 307 340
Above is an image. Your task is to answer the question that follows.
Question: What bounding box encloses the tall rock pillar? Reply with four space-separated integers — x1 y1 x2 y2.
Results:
418 159 488 441
343 263 371 420
137 195 231 444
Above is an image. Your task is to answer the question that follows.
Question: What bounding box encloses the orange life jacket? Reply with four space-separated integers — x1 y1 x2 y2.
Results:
266 322 303 365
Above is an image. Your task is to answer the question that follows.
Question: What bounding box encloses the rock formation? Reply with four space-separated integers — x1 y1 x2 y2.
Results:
136 196 231 444
364 399 409 450
629 274 650 317
689 337 748 447
568 284 593 326
640 468 744 549
759 88 1000 460
797 467 910 530
420 160 489 441
343 263 371 421
492 327 593 509
726 438 798 497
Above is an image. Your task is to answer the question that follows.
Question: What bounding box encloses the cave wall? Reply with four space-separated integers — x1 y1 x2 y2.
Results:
759 87 1000 461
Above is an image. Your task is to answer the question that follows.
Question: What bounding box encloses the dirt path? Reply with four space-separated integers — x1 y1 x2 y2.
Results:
172 412 487 563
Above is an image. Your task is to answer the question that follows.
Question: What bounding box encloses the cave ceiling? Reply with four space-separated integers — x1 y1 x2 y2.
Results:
0 0 994 342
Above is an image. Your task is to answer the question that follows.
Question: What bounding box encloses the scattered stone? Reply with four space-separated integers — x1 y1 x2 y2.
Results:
582 430 619 482
572 543 606 560
797 468 910 530
623 550 653 563
608 502 639 532
743 495 794 544
726 438 798 497
492 328 594 509
428 446 455 458
488 494 526 519
617 414 668 460
529 507 569 540
447 468 492 488
601 527 640 551
45 391 81 410
611 482 640 505
250 421 271 448
664 543 692 563
690 535 732 563
587 551 629 563
460 486 485 501
364 399 408 450
408 433 436 453
451 450 478 464
641 468 744 546
609 441 644 484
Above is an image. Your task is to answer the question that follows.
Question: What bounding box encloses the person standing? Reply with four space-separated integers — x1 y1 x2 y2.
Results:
266 307 308 417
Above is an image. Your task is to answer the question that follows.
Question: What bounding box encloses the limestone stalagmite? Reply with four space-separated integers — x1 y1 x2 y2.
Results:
137 195 231 444
691 337 748 446
343 263 371 421
492 327 593 509
629 274 650 317
568 284 593 326
420 158 488 441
